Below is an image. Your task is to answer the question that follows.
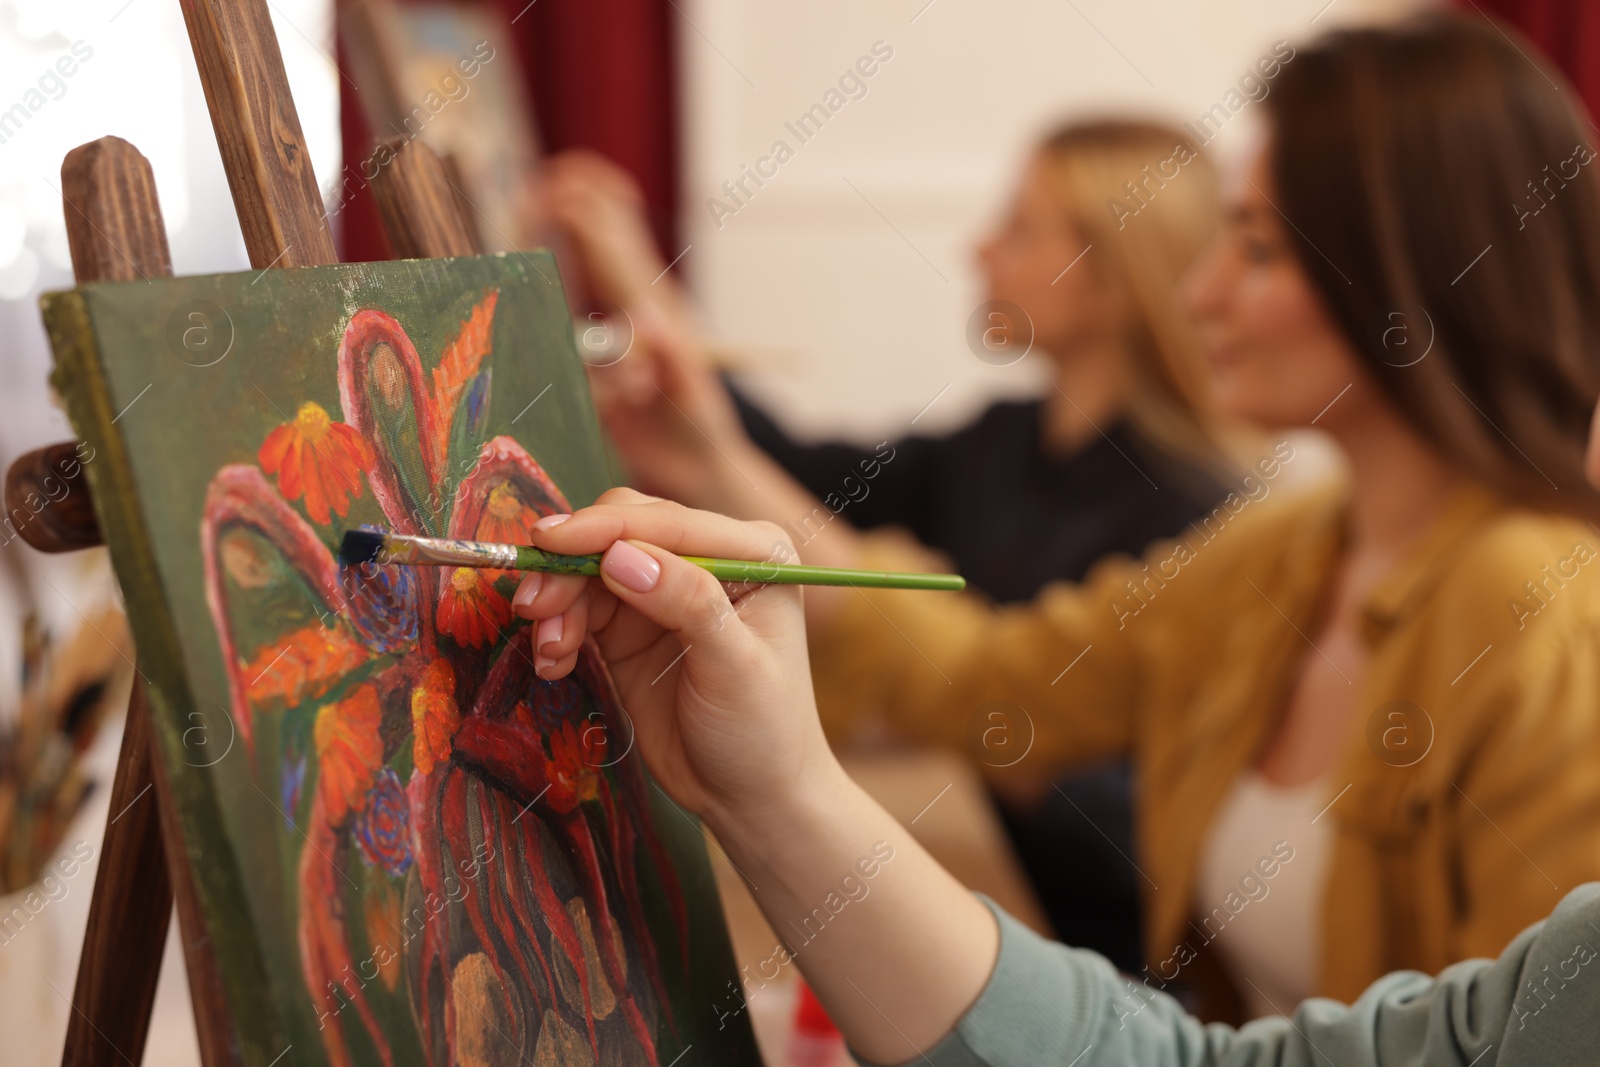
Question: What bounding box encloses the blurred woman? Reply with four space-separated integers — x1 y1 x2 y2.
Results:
543 14 1600 1019
542 122 1238 972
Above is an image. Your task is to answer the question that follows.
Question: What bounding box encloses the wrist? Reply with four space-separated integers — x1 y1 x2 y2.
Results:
701 751 856 860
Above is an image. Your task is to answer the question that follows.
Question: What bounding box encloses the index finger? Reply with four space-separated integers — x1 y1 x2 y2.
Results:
531 491 794 566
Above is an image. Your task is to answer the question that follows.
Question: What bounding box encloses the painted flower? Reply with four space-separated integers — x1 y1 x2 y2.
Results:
475 483 540 583
244 624 371 708
435 566 512 649
478 483 539 544
204 292 688 1067
341 528 419 654
410 659 460 775
354 768 414 877
259 401 374 525
544 720 603 814
314 684 384 825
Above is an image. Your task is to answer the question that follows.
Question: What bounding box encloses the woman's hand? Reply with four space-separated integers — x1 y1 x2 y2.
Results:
512 492 992 1062
512 491 999 1064
535 150 677 315
511 489 841 826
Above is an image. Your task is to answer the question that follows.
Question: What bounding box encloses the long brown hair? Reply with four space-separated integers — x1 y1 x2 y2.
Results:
1266 13 1600 518
1036 120 1233 471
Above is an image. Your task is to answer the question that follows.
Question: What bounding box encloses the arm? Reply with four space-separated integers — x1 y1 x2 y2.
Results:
537 149 689 322
728 380 870 497
728 380 938 535
534 149 929 616
876 884 1597 1067
803 480 1339 771
805 527 1171 767
508 494 1595 1067
509 493 997 1062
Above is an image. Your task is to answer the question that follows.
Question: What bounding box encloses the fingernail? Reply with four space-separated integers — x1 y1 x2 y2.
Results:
602 540 661 592
512 574 543 615
535 655 557 677
536 614 563 651
534 513 572 531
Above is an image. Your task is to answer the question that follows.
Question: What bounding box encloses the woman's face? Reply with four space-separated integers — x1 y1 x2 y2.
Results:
977 156 1110 357
1183 139 1378 430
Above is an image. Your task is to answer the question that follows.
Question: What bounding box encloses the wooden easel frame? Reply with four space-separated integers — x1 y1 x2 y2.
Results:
7 1 482 1062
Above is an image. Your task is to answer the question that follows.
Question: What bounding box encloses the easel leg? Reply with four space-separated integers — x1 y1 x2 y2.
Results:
60 679 171 1067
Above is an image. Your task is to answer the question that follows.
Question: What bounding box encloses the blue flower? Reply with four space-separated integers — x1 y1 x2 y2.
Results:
340 524 419 654
353 768 414 877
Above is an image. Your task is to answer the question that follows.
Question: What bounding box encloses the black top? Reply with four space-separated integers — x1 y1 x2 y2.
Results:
733 386 1227 604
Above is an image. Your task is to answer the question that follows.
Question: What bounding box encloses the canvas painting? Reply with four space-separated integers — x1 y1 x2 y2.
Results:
41 254 760 1067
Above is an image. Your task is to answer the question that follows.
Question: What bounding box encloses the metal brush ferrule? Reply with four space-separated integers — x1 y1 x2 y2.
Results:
386 534 520 569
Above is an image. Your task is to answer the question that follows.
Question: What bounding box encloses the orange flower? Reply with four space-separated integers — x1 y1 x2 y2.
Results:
476 483 539 583
544 720 602 814
478 483 539 544
259 401 374 525
410 659 460 774
313 684 383 825
244 624 371 708
436 567 512 649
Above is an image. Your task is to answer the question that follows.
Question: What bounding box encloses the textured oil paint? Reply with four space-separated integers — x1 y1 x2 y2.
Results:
42 254 760 1066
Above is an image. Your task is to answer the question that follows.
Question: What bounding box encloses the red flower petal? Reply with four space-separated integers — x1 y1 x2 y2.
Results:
410 659 460 774
436 567 512 648
243 624 372 708
314 684 383 825
257 402 374 526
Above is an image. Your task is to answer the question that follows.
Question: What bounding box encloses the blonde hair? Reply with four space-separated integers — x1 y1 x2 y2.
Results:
1036 120 1235 473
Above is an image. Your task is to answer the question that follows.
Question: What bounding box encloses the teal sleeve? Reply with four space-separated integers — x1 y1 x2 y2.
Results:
855 886 1600 1067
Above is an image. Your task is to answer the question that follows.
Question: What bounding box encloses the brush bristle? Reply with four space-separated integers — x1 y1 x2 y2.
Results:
338 529 388 566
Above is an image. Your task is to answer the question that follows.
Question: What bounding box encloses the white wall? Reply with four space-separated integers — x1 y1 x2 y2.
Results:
681 0 1435 440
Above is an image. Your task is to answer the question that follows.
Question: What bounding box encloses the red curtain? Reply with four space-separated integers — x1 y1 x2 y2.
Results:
1461 0 1600 122
334 13 393 264
335 0 678 265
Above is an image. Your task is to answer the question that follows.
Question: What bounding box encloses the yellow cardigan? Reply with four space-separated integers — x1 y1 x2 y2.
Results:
809 464 1600 1003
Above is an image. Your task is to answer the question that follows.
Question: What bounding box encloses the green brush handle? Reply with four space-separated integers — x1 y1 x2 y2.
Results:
511 546 965 591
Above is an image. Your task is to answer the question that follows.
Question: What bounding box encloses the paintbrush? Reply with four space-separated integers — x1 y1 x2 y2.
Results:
338 529 966 591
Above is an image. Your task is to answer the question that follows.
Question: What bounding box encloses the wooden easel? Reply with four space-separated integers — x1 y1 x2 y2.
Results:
5 2 482 1062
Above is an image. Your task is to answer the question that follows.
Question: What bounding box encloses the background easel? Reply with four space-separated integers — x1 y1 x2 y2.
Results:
5 1 480 1062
